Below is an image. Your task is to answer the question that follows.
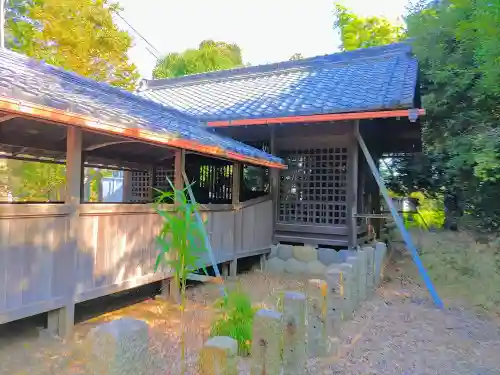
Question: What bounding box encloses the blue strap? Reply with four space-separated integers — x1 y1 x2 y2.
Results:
357 133 443 309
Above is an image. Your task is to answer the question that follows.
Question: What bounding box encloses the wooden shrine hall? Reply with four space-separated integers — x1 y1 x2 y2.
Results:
138 42 424 248
0 42 423 334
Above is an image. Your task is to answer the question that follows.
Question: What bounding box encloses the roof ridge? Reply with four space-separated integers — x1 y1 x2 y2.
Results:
140 42 413 91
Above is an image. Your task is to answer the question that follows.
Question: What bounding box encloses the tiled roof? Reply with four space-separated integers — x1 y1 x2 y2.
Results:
137 42 419 122
0 49 283 166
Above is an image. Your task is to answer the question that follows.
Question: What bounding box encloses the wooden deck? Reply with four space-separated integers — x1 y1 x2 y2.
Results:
0 196 273 326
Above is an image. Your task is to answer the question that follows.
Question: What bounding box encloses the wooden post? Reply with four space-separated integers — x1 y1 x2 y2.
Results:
122 171 132 203
169 149 186 301
48 126 82 338
269 127 279 244
347 121 359 249
230 163 241 277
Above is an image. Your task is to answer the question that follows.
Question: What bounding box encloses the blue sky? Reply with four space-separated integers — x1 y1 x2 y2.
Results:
115 0 411 79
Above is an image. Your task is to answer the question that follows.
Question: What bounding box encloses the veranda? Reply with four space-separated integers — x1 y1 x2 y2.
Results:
0 49 284 336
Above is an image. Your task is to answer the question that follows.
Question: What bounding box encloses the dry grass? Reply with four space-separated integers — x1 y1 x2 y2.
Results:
401 230 500 316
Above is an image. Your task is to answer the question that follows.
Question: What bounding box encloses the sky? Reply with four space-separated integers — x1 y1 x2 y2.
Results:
114 0 411 79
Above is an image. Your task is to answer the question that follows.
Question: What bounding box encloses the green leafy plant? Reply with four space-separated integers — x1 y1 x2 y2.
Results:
154 177 208 374
210 286 257 356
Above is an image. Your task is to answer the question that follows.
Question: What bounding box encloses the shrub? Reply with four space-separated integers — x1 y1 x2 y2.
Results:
210 287 257 356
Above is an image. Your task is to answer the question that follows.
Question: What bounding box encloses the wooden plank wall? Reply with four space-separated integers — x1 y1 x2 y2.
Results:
0 205 70 324
0 196 273 325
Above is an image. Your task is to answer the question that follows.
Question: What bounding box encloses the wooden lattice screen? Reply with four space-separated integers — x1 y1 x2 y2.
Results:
130 170 153 202
278 147 348 225
186 155 233 204
153 159 175 198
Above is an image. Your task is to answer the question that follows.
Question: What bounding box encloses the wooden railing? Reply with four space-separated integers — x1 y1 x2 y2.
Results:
0 196 273 325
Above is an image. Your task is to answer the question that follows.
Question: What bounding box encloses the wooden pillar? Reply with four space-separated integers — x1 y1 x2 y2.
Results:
122 170 133 203
347 121 359 249
48 126 82 338
269 127 279 244
166 149 186 301
231 163 241 277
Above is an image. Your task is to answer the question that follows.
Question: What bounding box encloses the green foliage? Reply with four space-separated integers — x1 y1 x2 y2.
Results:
153 40 243 79
5 159 66 202
154 180 207 286
405 192 445 229
333 3 405 51
399 0 500 231
154 178 208 373
210 287 257 356
6 0 140 91
289 53 304 61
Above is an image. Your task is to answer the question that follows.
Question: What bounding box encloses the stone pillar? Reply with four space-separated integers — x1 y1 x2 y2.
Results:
282 292 307 375
346 255 360 311
374 242 387 286
324 268 343 331
86 318 149 375
306 279 329 358
363 246 375 295
337 263 354 321
251 309 283 375
199 336 238 375
357 248 368 302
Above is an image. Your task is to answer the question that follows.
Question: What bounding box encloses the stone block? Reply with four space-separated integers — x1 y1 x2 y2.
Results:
306 279 330 358
292 245 317 263
282 292 307 375
251 309 283 375
338 249 351 263
86 318 149 375
306 260 327 275
284 258 305 274
266 257 286 273
199 336 238 375
269 244 278 258
277 244 293 261
317 248 340 266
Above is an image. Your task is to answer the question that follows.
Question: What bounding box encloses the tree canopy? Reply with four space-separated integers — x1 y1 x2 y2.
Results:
333 3 405 51
333 1 500 230
289 53 304 61
152 40 243 79
402 0 500 230
5 0 139 91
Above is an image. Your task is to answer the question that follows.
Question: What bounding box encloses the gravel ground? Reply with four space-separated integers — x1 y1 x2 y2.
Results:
1 259 499 375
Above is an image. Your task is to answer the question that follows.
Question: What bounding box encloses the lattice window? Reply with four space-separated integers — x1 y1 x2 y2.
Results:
186 155 233 204
153 157 175 191
278 147 348 225
130 170 152 202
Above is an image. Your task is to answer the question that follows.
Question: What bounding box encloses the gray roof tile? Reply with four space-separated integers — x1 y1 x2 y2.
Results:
138 42 419 122
0 49 282 166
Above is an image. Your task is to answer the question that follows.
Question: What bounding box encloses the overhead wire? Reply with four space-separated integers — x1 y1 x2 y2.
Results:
113 10 161 60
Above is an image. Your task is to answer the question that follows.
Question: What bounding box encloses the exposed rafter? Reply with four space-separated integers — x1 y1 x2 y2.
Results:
85 140 137 151
0 114 16 123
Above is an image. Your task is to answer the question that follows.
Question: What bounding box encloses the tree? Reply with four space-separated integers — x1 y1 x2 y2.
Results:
333 4 405 51
5 0 140 91
152 40 243 79
289 53 304 61
394 0 500 230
